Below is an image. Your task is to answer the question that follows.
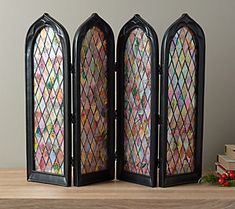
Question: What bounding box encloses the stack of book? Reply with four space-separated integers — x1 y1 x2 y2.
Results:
216 144 235 175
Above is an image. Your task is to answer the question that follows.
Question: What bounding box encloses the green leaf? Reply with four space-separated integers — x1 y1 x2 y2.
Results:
198 173 219 184
229 180 235 187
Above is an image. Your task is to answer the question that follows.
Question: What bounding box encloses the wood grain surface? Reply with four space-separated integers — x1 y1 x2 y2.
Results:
0 169 235 209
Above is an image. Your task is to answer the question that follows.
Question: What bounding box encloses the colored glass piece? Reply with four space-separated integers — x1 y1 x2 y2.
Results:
80 26 108 174
33 27 64 175
123 28 152 176
166 27 197 175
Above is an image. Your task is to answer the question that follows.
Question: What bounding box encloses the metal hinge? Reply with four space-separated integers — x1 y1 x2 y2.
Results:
157 158 160 168
158 114 161 125
70 63 74 74
71 157 74 167
71 113 75 123
158 64 162 75
114 110 118 119
114 151 118 161
114 62 118 72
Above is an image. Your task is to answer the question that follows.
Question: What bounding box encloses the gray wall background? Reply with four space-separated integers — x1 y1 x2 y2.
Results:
0 0 234 170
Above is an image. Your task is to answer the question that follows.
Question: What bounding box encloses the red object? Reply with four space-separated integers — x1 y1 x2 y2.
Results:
221 174 227 179
228 170 234 175
218 178 225 184
223 181 229 187
229 173 235 179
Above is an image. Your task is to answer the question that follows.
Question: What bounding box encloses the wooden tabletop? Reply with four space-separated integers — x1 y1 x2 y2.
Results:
0 169 235 209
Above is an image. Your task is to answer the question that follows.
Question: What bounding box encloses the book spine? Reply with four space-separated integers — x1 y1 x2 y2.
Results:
218 155 229 170
215 162 227 175
218 155 235 170
225 145 235 160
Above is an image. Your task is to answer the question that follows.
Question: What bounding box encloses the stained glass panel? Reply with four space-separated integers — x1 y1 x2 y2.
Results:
80 26 108 174
33 27 64 175
123 28 151 176
166 27 197 175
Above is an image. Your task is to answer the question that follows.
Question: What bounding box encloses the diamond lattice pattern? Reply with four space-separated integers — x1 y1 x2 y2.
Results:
166 27 197 175
33 27 64 175
80 26 108 174
123 28 152 176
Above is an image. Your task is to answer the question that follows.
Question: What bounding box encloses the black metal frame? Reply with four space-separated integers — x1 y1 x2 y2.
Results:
25 13 71 186
116 14 159 187
159 13 205 187
73 13 115 186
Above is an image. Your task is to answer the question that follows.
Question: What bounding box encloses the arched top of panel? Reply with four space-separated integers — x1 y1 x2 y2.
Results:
162 13 205 65
73 13 114 60
117 14 158 57
26 13 70 59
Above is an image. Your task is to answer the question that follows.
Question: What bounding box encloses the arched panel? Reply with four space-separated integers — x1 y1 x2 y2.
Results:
117 15 158 187
73 14 115 186
25 14 71 186
159 14 205 187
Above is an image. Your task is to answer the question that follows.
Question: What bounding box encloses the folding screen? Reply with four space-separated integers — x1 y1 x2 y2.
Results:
73 14 115 186
116 15 159 187
159 14 205 187
25 13 71 186
26 13 205 187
